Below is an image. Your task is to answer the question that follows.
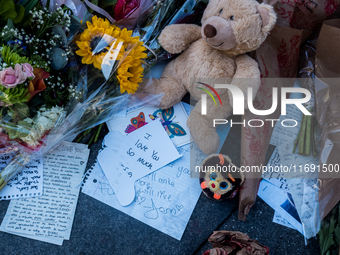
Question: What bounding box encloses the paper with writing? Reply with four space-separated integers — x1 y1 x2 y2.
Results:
269 82 304 147
262 148 289 191
258 180 304 235
278 141 320 239
273 211 297 230
0 152 43 200
83 143 201 240
98 120 182 206
0 141 89 245
107 102 191 147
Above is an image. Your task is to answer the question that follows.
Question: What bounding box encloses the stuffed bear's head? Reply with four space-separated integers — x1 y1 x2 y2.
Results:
201 0 277 55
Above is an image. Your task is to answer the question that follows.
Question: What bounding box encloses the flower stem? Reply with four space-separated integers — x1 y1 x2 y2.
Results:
94 124 103 144
305 115 312 156
298 114 307 155
293 115 304 153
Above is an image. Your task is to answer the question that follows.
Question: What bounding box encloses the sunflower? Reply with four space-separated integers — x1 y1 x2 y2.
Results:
75 16 147 94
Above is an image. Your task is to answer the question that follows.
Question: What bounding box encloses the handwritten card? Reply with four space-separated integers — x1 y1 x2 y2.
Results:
83 143 202 240
107 102 191 147
0 141 90 245
98 120 182 206
0 153 43 200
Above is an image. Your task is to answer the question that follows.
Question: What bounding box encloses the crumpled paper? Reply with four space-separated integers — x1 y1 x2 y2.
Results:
203 231 270 255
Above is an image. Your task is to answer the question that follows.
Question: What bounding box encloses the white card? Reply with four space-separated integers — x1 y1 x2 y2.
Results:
107 102 191 147
82 144 202 241
98 120 182 206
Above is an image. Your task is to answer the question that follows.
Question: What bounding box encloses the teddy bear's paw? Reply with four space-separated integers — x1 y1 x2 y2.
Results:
187 114 220 155
159 26 186 54
159 24 202 54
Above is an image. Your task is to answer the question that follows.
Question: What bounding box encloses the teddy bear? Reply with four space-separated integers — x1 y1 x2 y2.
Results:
140 0 277 155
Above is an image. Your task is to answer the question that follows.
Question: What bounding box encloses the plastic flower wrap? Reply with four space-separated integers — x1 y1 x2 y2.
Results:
0 8 158 189
134 0 207 69
0 3 79 188
75 16 146 93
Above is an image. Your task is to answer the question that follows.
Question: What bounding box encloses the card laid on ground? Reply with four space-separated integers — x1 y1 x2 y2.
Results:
98 120 182 206
0 141 90 245
83 143 201 240
0 152 43 200
107 102 191 147
258 180 304 236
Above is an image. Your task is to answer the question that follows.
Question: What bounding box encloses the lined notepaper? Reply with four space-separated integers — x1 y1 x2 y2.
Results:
0 141 89 245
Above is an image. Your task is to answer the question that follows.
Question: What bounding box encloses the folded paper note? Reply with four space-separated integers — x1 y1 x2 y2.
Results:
98 120 182 206
0 152 43 200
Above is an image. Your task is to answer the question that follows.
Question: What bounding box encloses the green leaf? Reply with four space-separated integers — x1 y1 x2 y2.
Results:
0 0 12 15
334 226 340 242
6 18 14 28
12 4 24 23
100 0 118 8
20 0 31 7
46 0 51 11
20 0 38 23
4 9 16 20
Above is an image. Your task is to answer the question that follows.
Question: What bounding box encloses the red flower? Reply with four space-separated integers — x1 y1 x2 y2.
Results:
114 0 141 21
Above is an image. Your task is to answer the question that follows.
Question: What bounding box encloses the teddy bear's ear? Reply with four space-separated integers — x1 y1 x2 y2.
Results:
257 3 277 35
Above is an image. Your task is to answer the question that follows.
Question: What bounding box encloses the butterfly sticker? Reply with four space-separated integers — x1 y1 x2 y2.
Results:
125 112 148 133
149 107 187 138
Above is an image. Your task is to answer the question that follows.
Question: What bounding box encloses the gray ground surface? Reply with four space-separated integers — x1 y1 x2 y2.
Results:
0 112 321 255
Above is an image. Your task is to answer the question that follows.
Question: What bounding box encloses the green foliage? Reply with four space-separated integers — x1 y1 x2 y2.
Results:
0 83 30 107
0 0 25 24
1 45 31 66
319 203 340 255
19 0 39 27
100 0 118 9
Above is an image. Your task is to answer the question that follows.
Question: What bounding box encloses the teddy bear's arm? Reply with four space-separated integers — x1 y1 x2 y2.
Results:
229 55 261 110
159 24 202 54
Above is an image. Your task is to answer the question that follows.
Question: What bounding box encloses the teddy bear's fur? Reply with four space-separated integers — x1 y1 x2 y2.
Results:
141 0 277 155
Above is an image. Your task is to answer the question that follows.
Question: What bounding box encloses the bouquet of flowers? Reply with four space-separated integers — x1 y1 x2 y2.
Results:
0 1 161 190
0 2 80 188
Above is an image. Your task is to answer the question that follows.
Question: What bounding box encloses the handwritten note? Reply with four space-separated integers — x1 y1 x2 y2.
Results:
278 141 320 239
0 152 43 200
273 211 296 230
83 143 201 240
0 141 89 245
262 148 289 191
98 120 181 206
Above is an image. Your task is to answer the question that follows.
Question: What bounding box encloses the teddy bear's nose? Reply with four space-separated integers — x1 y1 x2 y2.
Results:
204 24 217 38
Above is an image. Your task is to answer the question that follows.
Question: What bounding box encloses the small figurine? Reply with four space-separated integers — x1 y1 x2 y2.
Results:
200 154 244 200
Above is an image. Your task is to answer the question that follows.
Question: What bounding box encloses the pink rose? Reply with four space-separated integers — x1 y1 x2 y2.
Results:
0 64 30 89
22 63 35 80
0 67 17 89
14 64 27 85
